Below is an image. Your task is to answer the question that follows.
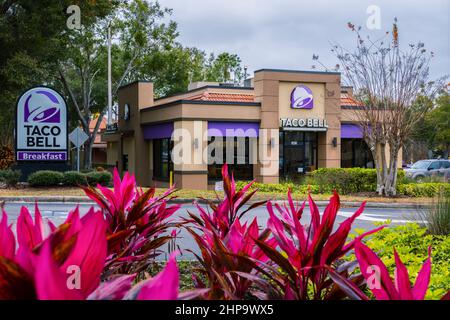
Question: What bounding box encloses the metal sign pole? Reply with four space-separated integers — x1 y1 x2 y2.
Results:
76 132 79 172
77 146 80 172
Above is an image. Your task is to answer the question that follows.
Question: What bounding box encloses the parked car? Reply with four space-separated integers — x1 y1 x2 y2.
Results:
404 159 450 182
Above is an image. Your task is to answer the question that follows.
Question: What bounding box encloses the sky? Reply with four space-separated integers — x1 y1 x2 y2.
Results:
162 0 450 80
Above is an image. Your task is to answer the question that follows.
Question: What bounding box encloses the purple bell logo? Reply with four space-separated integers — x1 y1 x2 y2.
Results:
24 90 61 123
290 85 313 109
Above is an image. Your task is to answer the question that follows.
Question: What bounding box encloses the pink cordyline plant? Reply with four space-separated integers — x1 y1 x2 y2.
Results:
331 240 449 300
81 168 181 276
185 164 275 299
0 206 180 300
250 190 384 300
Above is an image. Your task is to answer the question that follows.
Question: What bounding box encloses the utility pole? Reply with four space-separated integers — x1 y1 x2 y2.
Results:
107 23 112 126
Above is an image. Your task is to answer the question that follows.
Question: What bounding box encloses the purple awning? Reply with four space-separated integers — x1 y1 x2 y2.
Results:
143 122 173 140
208 122 259 137
341 124 363 139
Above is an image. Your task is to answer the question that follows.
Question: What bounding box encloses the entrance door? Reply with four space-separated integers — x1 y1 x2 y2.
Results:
280 131 318 180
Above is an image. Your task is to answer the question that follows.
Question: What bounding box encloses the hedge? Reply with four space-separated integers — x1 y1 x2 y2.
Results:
86 171 112 186
62 171 88 186
28 170 112 187
235 181 319 194
28 170 64 187
0 169 21 187
236 180 448 198
397 183 450 198
307 168 406 194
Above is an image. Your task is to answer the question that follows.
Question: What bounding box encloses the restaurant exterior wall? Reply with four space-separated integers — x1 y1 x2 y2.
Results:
103 69 402 189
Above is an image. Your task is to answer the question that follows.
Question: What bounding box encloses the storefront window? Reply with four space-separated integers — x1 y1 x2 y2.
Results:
208 137 254 181
153 138 173 180
341 138 374 168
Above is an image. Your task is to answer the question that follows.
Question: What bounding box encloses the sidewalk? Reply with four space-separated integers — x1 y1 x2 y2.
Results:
0 195 430 209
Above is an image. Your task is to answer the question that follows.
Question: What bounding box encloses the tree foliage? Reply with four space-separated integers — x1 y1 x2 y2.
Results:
0 0 245 168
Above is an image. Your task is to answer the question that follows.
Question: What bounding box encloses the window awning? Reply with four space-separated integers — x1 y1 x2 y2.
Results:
341 124 363 139
207 121 259 137
143 122 173 140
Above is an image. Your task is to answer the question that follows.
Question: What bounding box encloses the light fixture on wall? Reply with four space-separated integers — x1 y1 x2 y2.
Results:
332 137 338 147
269 137 276 149
193 138 199 150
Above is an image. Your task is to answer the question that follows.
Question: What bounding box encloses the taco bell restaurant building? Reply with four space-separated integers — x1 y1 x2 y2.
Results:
103 69 402 189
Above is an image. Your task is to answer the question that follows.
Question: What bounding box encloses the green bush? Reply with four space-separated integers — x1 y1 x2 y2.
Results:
86 171 112 186
235 181 320 195
397 183 450 197
0 169 21 187
28 170 63 187
62 171 88 186
307 168 405 194
348 223 450 300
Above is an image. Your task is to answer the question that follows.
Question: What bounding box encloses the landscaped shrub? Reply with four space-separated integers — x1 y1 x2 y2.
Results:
235 181 320 194
307 168 376 194
422 191 450 235
82 168 180 277
397 183 450 197
0 206 181 300
86 171 112 186
62 171 88 186
0 169 21 187
28 170 63 187
184 164 272 299
346 223 450 300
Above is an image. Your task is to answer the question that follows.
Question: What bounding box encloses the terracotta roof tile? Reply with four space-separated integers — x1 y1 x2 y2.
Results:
340 93 365 107
190 92 255 103
187 91 365 107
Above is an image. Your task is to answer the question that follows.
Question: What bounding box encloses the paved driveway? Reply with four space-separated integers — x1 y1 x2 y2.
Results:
2 201 424 260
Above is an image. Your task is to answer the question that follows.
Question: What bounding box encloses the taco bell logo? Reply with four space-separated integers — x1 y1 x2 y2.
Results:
24 90 61 123
291 85 314 109
16 87 68 161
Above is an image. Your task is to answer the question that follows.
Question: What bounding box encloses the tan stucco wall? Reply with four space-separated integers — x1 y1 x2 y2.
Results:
254 70 342 183
106 71 404 189
106 142 118 167
122 137 135 174
116 82 153 185
140 103 260 124
278 82 326 119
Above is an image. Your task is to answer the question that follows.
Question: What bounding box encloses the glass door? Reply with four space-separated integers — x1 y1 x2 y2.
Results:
280 131 318 180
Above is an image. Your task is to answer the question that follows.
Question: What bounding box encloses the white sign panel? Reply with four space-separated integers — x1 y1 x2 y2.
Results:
16 87 68 161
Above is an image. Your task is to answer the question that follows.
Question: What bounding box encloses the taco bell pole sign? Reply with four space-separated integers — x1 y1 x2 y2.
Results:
16 87 68 161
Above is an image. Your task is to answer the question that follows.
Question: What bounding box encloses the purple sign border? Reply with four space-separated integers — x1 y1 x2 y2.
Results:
17 151 67 161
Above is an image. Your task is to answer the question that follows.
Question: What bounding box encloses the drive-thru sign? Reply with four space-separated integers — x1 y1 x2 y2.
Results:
69 127 89 171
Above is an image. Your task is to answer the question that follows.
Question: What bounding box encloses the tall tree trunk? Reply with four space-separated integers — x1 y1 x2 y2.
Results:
84 138 94 170
385 144 400 196
378 143 388 196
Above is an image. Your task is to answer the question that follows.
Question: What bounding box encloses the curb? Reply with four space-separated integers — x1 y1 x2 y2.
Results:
0 196 430 209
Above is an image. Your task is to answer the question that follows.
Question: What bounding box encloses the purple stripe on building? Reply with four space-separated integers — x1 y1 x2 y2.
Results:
341 124 363 139
143 122 174 140
17 151 67 161
207 122 259 137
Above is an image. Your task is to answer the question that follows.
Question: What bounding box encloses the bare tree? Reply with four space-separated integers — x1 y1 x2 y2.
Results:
327 20 446 196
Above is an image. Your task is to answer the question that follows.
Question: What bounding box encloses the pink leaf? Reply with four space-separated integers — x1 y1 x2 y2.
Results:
137 253 179 300
411 246 432 300
393 248 413 299
0 211 15 259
